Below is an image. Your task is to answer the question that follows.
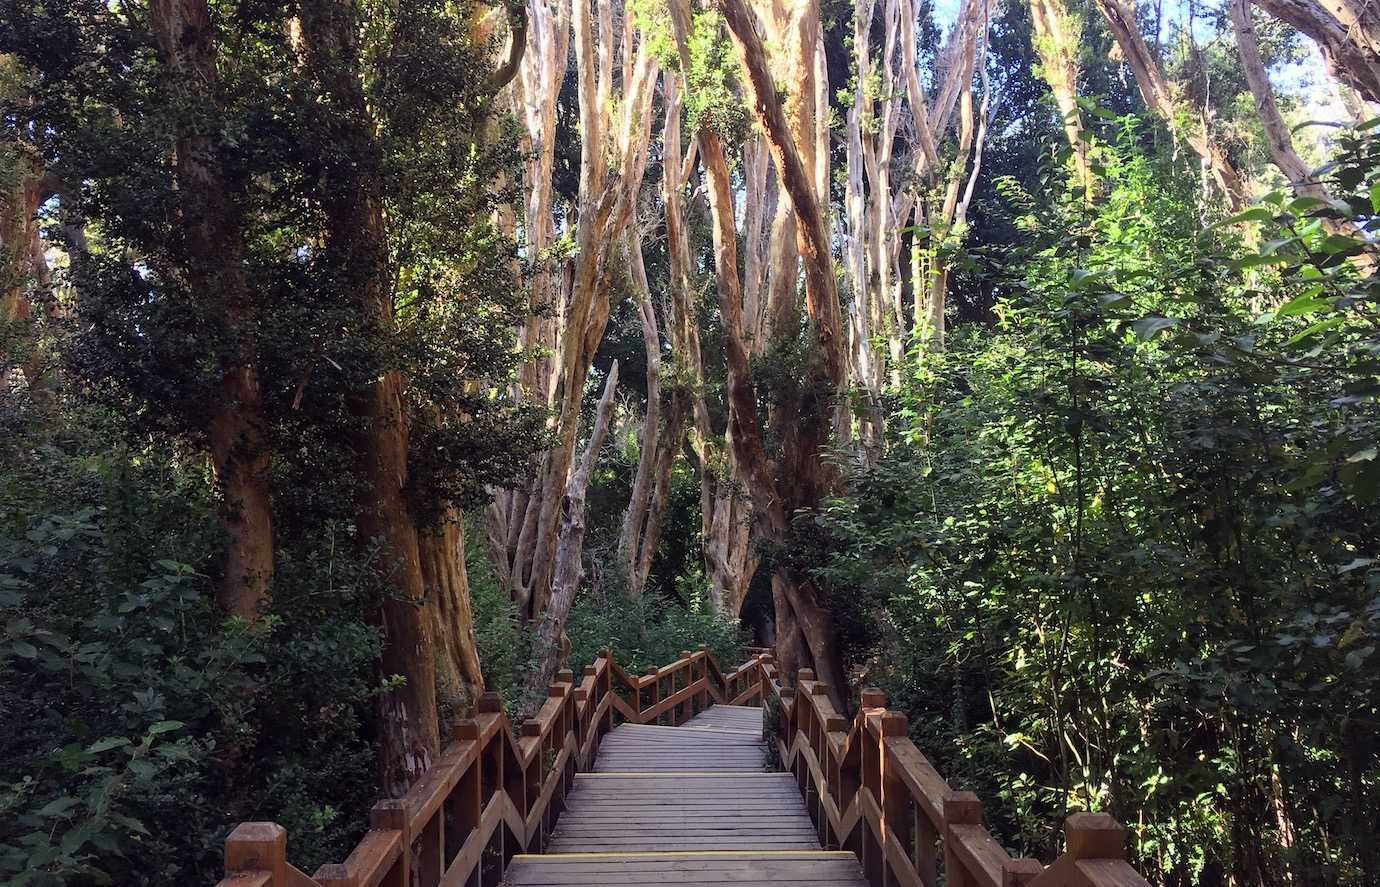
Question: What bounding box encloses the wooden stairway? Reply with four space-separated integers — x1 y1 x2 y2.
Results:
503 705 868 886
210 648 1151 887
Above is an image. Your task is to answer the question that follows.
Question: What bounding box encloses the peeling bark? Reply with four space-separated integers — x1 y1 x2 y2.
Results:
420 512 485 727
662 79 756 615
667 0 850 709
1028 0 1093 196
523 361 619 706
490 0 658 622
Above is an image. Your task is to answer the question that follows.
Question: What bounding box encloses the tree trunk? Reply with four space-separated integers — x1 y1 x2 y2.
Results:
1028 0 1093 197
148 0 274 621
669 0 850 710
523 362 619 707
1231 0 1338 205
1 158 48 387
1093 0 1249 208
420 511 485 728
490 0 657 621
299 0 439 797
1253 0 1380 104
662 78 756 615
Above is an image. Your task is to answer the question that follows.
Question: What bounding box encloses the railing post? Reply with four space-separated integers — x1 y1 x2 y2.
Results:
942 792 981 887
644 665 660 724
1064 812 1125 859
878 707 912 887
678 651 693 724
371 800 409 887
223 822 287 886
1002 858 1044 886
696 644 711 711
581 664 597 745
449 719 482 887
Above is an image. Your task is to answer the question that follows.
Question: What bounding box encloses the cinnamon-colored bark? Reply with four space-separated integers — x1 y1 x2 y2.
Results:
1254 0 1380 104
490 0 657 621
298 0 440 796
1028 0 1093 196
420 512 485 726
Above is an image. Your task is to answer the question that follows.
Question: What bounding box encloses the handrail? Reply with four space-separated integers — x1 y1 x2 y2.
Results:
765 665 1153 887
211 645 772 887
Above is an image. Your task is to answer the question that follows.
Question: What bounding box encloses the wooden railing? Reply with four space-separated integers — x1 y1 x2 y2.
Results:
762 662 1153 887
211 645 771 887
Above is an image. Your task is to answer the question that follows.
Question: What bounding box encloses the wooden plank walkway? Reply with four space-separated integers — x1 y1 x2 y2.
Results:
504 704 868 886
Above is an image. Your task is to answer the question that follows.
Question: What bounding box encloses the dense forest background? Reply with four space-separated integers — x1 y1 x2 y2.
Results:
2 0 1378 883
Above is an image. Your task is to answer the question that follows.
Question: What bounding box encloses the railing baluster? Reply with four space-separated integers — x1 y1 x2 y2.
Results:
644 665 660 724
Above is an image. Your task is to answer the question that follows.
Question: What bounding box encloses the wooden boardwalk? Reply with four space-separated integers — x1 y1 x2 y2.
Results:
503 704 868 886
211 650 1150 887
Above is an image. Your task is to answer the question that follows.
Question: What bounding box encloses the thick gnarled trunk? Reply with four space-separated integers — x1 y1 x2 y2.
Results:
420 512 485 726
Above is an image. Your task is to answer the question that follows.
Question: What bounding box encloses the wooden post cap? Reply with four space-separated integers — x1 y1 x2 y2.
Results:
879 712 908 737
521 719 543 737
861 688 886 709
1064 812 1125 859
599 647 612 658
644 665 660 675
943 791 982 826
697 643 709 651
479 692 504 713
547 682 567 698
780 686 796 698
680 650 692 660
797 668 816 682
370 799 408 835
451 719 480 741
584 664 598 676
572 688 588 702
809 682 830 696
824 715 847 732
224 822 286 879
556 669 575 683
1002 858 1044 886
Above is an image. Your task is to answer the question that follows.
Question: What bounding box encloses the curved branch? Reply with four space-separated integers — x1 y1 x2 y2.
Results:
490 0 528 91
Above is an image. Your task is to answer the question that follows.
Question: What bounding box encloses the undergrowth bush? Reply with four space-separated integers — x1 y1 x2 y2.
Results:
0 399 381 885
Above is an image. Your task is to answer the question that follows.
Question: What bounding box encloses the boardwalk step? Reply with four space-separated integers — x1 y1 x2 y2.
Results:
505 851 867 886
502 705 865 885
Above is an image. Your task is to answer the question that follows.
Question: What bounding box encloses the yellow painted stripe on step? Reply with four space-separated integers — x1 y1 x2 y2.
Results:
511 851 856 860
575 771 784 778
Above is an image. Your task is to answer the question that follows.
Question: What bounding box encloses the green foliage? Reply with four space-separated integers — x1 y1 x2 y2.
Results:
811 121 1380 885
564 590 748 676
468 528 532 715
683 11 751 146
0 404 382 885
0 0 541 534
